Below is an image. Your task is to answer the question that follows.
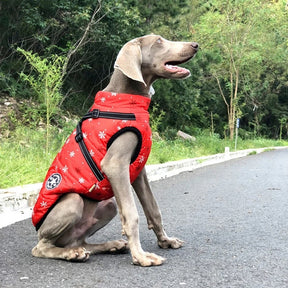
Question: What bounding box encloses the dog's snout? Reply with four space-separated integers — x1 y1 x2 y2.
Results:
191 42 199 50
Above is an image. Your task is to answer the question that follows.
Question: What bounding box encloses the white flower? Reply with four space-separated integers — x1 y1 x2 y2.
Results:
98 131 106 139
101 97 106 103
83 132 87 139
70 151 75 157
111 92 117 96
66 138 70 144
89 149 95 157
79 177 85 184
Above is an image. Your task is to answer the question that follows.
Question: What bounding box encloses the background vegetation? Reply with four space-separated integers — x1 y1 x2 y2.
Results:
0 0 288 188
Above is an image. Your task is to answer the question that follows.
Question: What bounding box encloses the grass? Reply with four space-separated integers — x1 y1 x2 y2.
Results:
0 125 73 189
1 126 287 189
147 136 288 164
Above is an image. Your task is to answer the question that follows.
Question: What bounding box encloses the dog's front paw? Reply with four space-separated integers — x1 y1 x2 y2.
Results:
132 251 166 267
158 237 184 249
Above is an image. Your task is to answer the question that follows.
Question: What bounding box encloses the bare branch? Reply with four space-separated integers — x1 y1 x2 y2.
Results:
61 0 102 79
214 74 229 111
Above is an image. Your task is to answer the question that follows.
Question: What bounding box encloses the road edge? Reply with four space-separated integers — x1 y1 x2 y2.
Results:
1 146 287 228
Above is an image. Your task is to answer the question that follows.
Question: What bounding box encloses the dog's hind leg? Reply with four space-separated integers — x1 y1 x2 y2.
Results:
80 198 128 254
32 193 90 261
32 194 127 260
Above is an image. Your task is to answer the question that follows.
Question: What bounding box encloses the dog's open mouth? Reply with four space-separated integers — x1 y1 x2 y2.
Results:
164 58 192 77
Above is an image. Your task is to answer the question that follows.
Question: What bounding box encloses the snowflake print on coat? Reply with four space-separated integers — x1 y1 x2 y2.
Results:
98 131 106 139
62 165 68 173
32 91 152 230
138 155 145 163
69 151 75 157
40 201 48 207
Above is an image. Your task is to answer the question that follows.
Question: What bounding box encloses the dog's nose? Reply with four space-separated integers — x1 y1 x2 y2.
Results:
191 42 199 50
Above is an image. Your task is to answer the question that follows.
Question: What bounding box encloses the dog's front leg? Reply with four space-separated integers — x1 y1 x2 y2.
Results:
101 132 165 266
132 168 184 249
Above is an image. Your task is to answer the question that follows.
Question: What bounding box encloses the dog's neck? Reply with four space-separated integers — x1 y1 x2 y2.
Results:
104 70 154 98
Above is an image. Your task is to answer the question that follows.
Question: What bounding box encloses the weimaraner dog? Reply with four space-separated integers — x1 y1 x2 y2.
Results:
32 34 198 266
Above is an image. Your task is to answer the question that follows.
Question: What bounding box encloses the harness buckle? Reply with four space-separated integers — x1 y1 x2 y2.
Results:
75 132 83 143
91 109 100 119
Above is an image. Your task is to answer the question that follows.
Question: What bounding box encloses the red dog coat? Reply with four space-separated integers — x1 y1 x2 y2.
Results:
32 91 152 229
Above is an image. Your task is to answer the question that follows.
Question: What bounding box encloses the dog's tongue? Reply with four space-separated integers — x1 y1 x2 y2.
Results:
165 64 190 75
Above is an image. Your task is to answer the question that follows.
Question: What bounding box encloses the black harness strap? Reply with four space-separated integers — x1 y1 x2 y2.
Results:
75 109 136 182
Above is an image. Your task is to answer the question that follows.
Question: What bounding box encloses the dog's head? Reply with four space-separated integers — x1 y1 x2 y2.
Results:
114 34 198 87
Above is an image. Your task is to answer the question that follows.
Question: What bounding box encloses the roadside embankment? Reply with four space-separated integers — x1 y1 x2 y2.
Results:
0 146 287 228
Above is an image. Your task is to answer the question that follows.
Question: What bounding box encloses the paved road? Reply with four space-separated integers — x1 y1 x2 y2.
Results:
1 149 288 288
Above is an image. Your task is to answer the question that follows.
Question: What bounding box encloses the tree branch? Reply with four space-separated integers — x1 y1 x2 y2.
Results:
61 0 102 80
214 74 228 107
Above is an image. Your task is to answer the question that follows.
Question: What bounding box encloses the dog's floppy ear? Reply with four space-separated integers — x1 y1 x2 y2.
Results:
114 40 146 86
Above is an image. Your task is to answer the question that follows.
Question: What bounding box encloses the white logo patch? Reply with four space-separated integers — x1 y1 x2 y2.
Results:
46 173 62 190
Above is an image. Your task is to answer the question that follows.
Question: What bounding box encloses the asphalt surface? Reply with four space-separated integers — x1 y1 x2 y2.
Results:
1 148 288 288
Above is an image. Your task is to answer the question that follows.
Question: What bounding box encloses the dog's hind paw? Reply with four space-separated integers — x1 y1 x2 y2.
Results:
66 247 90 262
107 239 129 253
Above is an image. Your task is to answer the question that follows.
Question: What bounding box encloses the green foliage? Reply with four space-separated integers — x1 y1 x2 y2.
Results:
0 124 76 189
0 0 288 148
17 48 65 152
149 104 166 132
190 0 288 139
1 126 287 188
17 48 64 107
148 135 288 165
